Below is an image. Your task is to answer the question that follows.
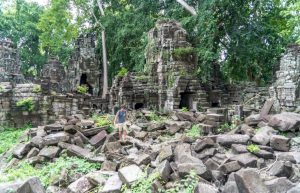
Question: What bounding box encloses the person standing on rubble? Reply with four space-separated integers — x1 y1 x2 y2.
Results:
114 104 129 141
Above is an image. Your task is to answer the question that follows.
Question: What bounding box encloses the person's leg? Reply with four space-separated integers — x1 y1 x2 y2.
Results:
117 124 122 140
122 124 128 140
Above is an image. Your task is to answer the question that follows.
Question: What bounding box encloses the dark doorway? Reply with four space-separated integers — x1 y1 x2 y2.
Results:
80 74 93 94
134 103 144 110
211 102 220 107
179 92 194 110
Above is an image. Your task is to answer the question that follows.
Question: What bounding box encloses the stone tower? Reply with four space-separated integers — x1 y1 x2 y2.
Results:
269 45 300 111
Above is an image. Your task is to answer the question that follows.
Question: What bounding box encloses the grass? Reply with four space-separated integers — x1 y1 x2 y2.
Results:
0 126 29 155
0 155 101 187
185 125 202 138
92 114 115 133
164 171 199 193
247 144 260 153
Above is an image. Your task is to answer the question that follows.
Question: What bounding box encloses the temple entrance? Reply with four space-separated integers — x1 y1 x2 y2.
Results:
80 74 93 94
179 92 194 110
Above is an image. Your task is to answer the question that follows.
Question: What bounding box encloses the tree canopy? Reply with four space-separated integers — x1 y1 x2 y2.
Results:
0 0 299 83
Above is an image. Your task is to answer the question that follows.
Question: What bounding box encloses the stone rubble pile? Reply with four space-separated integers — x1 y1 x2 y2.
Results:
1 106 300 193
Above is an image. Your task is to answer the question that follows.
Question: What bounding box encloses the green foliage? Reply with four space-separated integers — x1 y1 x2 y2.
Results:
0 85 3 92
164 170 199 193
121 172 160 193
181 107 189 112
185 125 202 138
217 123 231 134
37 0 78 65
76 85 88 94
167 72 176 88
281 1 300 43
1 155 101 186
0 0 47 75
16 97 35 112
148 112 162 122
116 67 128 78
247 144 260 153
0 126 29 155
92 114 115 133
172 47 194 60
32 85 41 93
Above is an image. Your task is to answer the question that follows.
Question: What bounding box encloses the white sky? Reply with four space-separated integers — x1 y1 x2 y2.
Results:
26 0 49 6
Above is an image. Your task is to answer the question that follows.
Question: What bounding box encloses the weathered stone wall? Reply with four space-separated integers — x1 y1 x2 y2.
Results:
0 82 108 127
269 45 300 112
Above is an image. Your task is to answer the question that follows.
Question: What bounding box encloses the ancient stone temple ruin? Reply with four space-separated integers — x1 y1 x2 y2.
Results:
110 20 209 112
0 38 24 83
269 45 300 111
67 34 102 96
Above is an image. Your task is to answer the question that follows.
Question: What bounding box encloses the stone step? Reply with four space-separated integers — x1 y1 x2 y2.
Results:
198 123 214 134
207 113 225 122
207 108 227 114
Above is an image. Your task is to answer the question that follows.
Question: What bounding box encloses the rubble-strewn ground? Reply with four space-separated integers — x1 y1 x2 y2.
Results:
1 108 300 193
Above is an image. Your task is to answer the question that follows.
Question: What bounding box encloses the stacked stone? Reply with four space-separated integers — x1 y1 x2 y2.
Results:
0 38 24 83
269 45 300 111
67 34 101 96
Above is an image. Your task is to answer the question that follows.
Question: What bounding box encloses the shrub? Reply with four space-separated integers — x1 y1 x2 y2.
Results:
0 126 29 155
92 114 115 133
32 85 42 93
217 123 231 133
1 155 101 186
164 170 199 193
185 125 202 138
117 67 128 78
172 47 194 60
181 107 188 112
247 144 260 153
121 171 160 193
0 85 4 92
16 98 35 112
76 85 88 94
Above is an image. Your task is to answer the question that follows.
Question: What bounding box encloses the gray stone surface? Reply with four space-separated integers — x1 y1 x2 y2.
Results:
251 126 276 145
270 135 290 151
13 143 31 159
118 165 143 185
67 176 94 193
100 174 122 193
216 134 250 147
39 146 60 159
16 177 46 193
264 177 295 193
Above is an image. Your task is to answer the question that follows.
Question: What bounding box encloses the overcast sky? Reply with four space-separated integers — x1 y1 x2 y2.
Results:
26 0 49 6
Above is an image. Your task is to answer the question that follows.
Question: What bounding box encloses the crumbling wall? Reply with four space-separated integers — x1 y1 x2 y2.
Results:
269 45 300 112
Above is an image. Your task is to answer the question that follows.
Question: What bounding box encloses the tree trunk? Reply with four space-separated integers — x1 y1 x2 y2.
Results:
96 0 108 99
176 0 197 15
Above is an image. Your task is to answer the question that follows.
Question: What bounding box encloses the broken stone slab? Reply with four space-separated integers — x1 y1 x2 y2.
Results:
89 130 107 147
245 114 261 126
101 160 118 171
26 147 39 159
269 161 293 178
133 153 151 166
64 124 79 134
30 136 45 149
158 145 173 163
81 127 108 137
196 148 217 160
276 152 300 164
251 126 276 145
264 177 295 193
287 183 300 193
177 162 207 178
118 164 143 186
0 180 23 193
176 111 196 122
76 119 94 128
133 130 147 139
204 159 220 171
66 144 91 159
13 143 31 159
231 144 248 154
268 112 300 131
216 134 250 147
85 171 107 186
38 146 60 159
234 168 270 193
219 161 242 174
147 122 165 131
43 132 70 146
129 124 142 132
44 123 63 134
67 176 94 193
16 177 46 193
99 173 122 193
194 182 218 193
270 135 290 151
229 153 258 167
238 124 255 136
194 138 215 153
259 99 274 120
46 186 68 193
252 149 274 159
27 156 46 165
104 141 121 153
156 160 171 182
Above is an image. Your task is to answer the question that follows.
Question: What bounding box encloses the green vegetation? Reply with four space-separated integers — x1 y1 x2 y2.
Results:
247 144 260 153
32 85 42 93
172 47 194 60
148 112 164 122
0 155 101 186
92 114 115 133
16 97 35 112
164 171 199 193
121 172 160 193
167 72 176 88
217 123 231 134
181 107 189 112
0 85 3 92
185 125 202 138
0 126 29 155
117 67 128 78
76 85 88 94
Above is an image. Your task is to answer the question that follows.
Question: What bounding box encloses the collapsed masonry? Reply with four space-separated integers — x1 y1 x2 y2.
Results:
270 45 300 112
